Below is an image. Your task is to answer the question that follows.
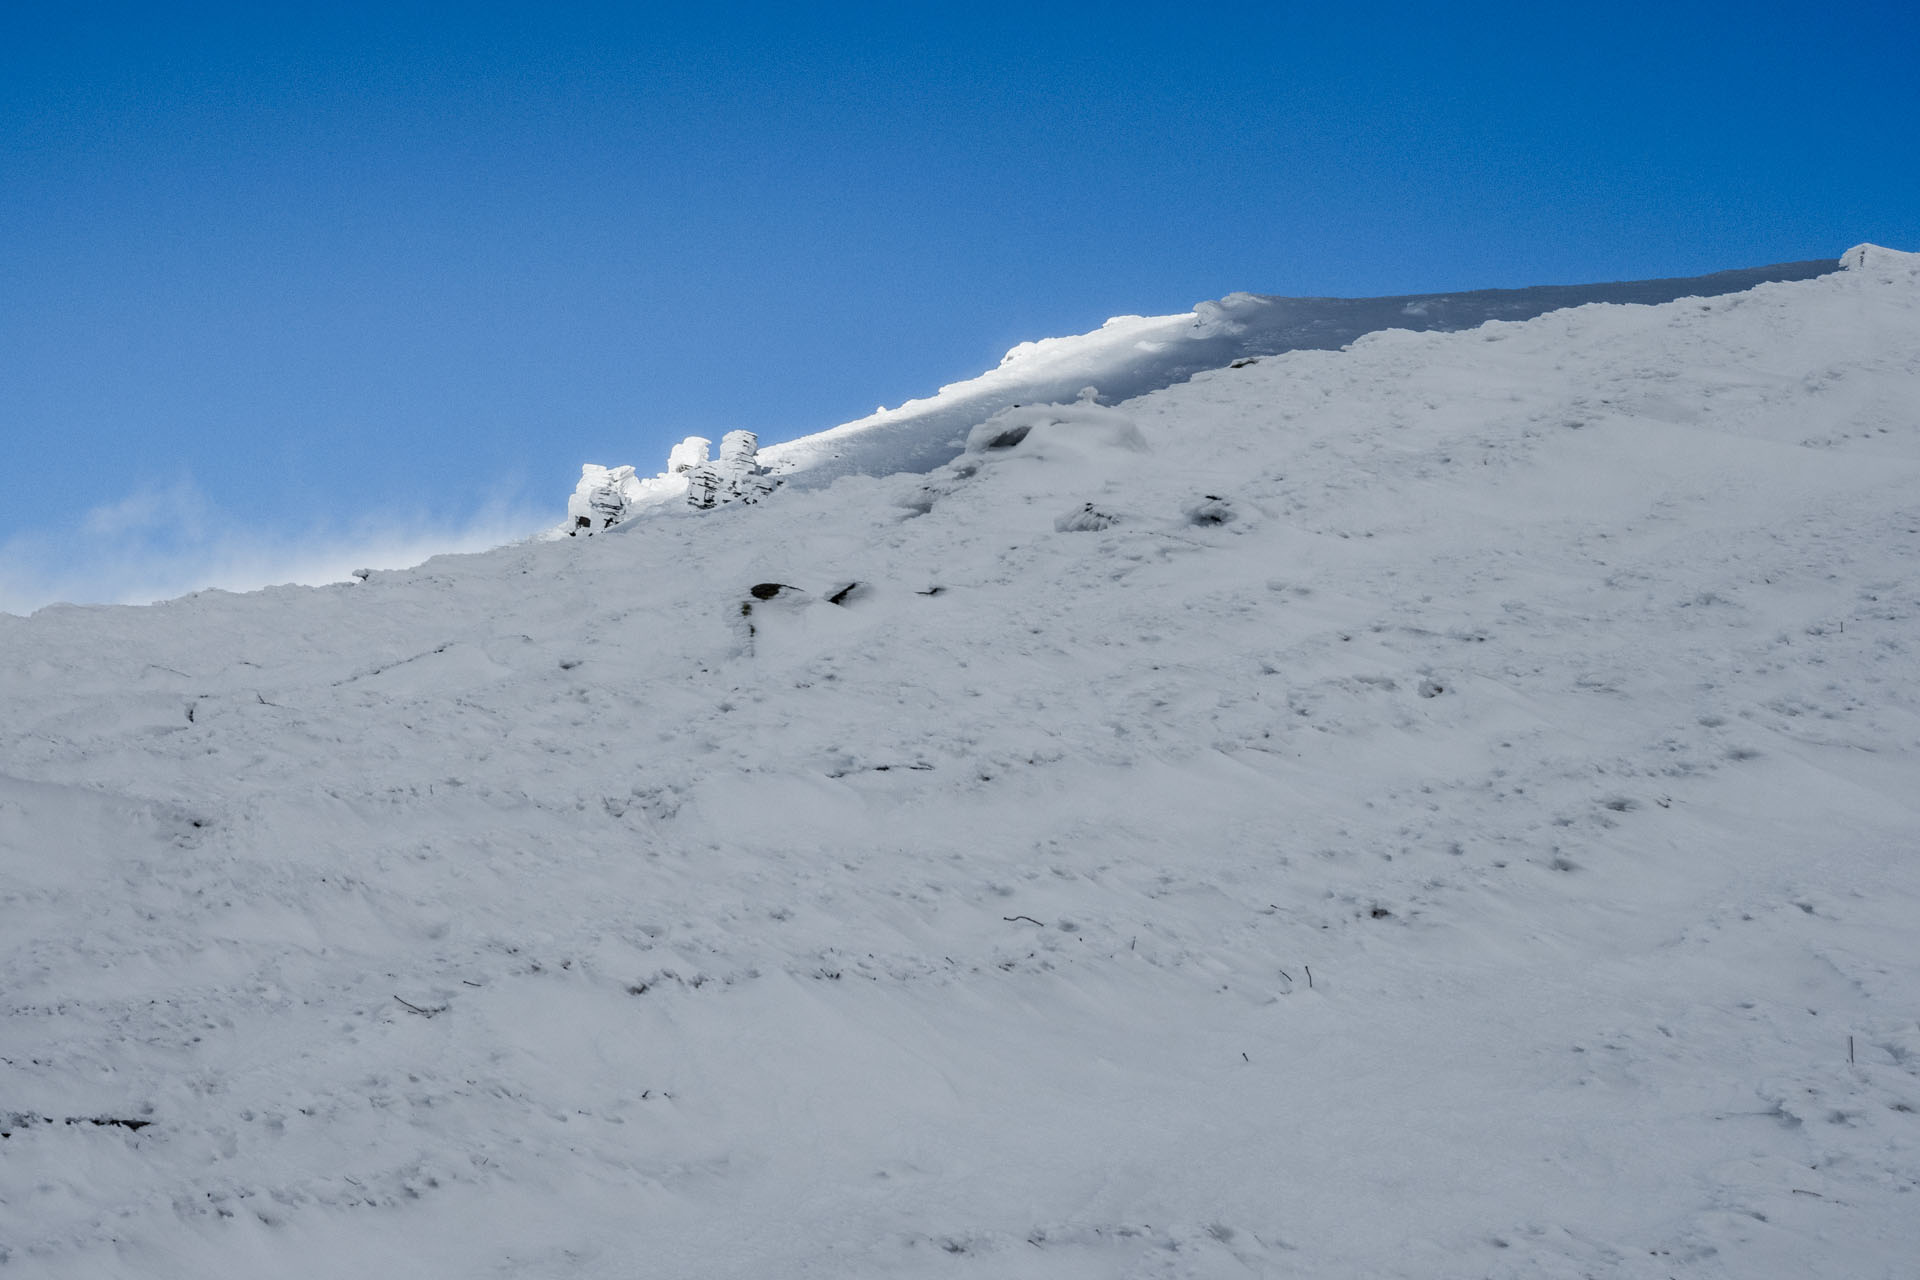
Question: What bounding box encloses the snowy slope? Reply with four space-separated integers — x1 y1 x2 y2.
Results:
3 246 1919 1279
572 258 1836 524
760 257 1838 487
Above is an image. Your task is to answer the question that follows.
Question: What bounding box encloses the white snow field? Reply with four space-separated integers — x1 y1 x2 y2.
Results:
4 246 1919 1279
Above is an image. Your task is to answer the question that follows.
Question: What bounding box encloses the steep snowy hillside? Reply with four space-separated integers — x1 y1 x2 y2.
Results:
3 246 1919 1279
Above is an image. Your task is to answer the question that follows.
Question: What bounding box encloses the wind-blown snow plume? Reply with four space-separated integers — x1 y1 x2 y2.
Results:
0 477 542 616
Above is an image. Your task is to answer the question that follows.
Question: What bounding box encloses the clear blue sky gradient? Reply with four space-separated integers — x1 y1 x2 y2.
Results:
3 2 1916 606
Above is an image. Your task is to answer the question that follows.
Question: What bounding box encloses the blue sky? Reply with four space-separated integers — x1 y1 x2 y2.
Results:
4 1 1916 611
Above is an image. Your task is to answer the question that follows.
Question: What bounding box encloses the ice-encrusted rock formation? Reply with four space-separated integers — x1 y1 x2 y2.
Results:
562 434 717 535
562 430 779 534
685 430 778 510
564 464 644 534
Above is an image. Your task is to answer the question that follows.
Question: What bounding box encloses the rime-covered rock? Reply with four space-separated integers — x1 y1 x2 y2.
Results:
560 435 718 534
565 463 643 534
687 429 779 510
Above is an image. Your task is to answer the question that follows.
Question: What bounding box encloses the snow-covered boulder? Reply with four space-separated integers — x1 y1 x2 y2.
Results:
963 399 1149 460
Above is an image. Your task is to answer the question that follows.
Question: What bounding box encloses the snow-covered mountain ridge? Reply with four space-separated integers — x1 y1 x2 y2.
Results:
562 253 1837 525
3 246 1919 1278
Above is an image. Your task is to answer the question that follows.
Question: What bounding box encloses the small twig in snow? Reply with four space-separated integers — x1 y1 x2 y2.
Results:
1003 915 1044 926
394 996 443 1018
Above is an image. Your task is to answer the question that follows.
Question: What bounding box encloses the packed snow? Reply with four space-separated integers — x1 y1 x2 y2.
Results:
3 246 1919 1278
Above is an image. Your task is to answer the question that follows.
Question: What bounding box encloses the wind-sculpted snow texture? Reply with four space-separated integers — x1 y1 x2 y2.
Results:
4 247 1919 1279
760 257 1837 488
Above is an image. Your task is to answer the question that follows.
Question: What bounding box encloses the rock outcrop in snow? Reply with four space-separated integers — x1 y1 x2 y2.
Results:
685 429 778 510
563 430 780 534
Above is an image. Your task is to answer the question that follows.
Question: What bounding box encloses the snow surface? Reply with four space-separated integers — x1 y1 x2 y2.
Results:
4 247 1920 1278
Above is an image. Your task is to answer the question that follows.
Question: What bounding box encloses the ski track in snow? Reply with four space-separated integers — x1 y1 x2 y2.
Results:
3 248 1919 1278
